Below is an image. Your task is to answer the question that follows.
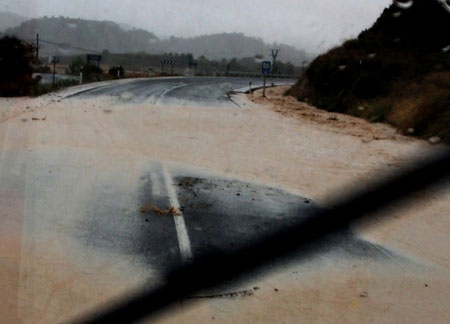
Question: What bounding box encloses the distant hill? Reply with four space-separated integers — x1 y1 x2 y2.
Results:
5 16 159 55
5 16 306 64
0 11 29 31
156 33 307 64
287 0 450 143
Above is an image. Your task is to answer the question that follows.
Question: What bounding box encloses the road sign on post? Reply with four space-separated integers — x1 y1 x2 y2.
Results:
261 61 271 97
262 61 271 75
161 59 175 75
87 54 102 68
49 56 60 88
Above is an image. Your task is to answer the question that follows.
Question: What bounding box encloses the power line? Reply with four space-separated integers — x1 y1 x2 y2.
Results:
38 39 102 54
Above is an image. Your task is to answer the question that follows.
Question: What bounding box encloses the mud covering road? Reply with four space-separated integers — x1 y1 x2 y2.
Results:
0 79 448 323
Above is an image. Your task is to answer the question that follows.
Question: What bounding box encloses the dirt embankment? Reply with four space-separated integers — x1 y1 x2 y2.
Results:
248 86 406 143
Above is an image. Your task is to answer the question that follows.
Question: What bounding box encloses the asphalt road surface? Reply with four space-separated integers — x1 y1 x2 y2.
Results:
68 76 296 107
78 162 391 273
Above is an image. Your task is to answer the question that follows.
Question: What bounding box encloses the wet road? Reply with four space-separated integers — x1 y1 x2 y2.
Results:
78 162 391 276
0 76 415 322
63 77 396 279
68 76 296 107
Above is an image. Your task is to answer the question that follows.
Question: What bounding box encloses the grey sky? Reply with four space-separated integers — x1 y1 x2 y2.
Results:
1 0 391 53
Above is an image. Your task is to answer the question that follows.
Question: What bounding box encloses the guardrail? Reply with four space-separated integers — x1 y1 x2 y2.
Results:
228 71 299 79
33 73 82 85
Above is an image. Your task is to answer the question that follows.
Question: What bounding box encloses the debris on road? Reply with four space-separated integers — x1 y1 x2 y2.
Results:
139 204 180 216
187 289 254 299
31 117 47 121
247 86 401 142
428 136 441 144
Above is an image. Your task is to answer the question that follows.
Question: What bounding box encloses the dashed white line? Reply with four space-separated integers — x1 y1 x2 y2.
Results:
161 163 193 264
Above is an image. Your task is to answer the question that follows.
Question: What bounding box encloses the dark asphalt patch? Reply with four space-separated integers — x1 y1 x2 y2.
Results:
76 164 400 291
76 167 181 272
173 176 389 263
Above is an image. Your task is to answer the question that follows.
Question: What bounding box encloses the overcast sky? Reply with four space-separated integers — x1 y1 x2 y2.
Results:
1 0 391 54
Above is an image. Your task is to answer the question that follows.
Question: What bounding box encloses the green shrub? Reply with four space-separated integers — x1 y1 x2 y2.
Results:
0 36 35 96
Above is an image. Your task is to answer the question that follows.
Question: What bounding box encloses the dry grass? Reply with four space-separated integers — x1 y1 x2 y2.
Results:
386 72 450 142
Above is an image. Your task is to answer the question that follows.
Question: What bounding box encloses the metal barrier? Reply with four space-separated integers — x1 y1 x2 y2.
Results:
228 71 299 79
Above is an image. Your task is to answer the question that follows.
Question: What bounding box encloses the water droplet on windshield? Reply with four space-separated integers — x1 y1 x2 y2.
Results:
394 0 414 10
120 92 134 100
220 83 233 92
441 0 450 13
199 85 213 95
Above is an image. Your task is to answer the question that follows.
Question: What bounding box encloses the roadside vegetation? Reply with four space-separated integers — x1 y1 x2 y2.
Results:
60 52 302 77
0 36 83 97
0 36 35 96
286 0 450 143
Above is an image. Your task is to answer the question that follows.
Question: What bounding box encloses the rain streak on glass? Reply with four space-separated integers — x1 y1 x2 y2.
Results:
441 0 450 13
394 0 414 10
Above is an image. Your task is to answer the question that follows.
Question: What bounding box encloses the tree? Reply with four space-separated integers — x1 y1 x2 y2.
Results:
101 49 111 62
109 65 125 78
0 36 35 96
66 56 85 75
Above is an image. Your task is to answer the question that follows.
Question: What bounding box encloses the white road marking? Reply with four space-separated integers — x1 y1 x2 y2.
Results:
161 163 193 263
150 171 162 197
154 83 188 105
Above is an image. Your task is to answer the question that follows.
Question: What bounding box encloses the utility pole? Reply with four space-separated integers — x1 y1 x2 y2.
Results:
36 33 40 62
49 56 59 88
270 49 279 73
302 60 308 74
52 60 56 87
262 76 267 97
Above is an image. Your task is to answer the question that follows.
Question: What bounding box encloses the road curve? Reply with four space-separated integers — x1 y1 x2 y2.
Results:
68 76 296 107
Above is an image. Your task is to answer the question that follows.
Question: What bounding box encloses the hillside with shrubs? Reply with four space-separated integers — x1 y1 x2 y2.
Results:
287 0 450 143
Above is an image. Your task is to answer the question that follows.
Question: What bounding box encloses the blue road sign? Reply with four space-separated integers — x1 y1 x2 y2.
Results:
262 61 271 74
